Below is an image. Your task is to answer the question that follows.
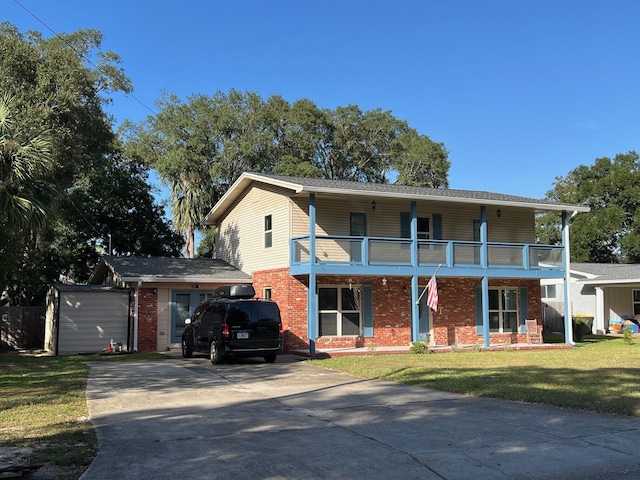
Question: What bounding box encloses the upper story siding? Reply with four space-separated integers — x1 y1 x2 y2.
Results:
292 196 535 243
216 183 291 274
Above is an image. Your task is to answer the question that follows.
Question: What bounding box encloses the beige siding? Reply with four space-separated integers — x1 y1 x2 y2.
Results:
292 196 535 240
605 286 635 322
220 190 538 269
57 291 129 355
216 183 292 273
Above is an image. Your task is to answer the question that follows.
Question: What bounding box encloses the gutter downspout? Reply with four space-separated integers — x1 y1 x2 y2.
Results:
562 211 575 346
133 280 141 352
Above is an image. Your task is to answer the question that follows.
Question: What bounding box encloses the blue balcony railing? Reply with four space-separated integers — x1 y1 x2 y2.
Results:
290 235 564 271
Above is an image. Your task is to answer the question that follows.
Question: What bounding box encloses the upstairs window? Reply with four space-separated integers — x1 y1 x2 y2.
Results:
264 214 272 248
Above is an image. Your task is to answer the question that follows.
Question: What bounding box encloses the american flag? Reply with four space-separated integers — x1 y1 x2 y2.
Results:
427 275 438 312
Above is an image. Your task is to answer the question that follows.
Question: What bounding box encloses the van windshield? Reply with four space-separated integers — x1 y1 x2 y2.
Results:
228 302 280 323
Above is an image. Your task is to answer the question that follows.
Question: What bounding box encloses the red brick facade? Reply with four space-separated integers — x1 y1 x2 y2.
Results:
253 268 543 352
132 271 543 353
131 288 158 353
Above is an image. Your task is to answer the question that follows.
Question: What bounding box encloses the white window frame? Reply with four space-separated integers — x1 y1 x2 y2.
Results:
263 286 272 300
633 290 640 316
264 214 272 248
488 287 519 333
318 285 362 337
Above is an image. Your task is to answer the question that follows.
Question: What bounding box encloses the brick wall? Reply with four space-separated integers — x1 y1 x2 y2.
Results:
253 269 544 351
135 288 158 352
253 268 309 352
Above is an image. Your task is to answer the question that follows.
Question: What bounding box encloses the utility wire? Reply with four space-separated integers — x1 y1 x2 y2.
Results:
13 0 157 117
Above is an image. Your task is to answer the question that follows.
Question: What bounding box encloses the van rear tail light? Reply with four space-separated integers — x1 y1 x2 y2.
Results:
279 323 283 335
222 324 230 338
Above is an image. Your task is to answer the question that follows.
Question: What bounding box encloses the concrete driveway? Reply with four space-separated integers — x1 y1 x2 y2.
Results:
81 354 640 480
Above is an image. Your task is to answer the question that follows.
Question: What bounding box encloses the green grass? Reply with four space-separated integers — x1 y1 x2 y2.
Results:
1 336 638 470
309 335 640 416
0 351 168 468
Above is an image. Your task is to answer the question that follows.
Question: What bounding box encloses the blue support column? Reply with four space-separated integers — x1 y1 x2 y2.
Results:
480 206 488 268
411 275 419 342
308 193 317 355
410 201 419 342
480 206 490 348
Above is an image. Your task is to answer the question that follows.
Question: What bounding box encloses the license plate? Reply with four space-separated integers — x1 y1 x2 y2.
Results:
237 331 249 339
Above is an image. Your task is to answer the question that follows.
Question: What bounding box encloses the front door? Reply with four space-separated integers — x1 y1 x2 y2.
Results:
171 291 214 343
418 287 433 344
350 212 367 263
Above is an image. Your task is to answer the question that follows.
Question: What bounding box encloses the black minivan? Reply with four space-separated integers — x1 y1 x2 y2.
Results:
181 284 283 364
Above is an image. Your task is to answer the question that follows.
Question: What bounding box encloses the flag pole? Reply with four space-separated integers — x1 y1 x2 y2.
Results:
416 264 441 304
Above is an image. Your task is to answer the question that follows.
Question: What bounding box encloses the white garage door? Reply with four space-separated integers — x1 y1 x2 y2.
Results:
58 290 129 355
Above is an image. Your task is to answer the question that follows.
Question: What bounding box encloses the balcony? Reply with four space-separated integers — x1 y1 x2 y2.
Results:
290 235 565 279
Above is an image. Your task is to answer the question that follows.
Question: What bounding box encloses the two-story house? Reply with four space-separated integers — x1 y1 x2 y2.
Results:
204 173 590 355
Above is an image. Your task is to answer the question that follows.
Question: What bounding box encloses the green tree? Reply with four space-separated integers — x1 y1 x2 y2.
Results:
536 151 640 263
126 90 450 254
1 23 181 304
394 130 450 188
0 94 55 229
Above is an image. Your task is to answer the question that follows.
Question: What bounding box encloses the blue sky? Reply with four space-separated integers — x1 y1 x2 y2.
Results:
5 0 640 199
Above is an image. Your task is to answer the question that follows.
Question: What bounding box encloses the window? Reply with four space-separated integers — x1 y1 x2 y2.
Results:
263 287 272 300
318 286 361 336
264 215 272 248
634 290 640 316
542 284 557 299
400 213 430 239
488 288 519 333
417 217 430 239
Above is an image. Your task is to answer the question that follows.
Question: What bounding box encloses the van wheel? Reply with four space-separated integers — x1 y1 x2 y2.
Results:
264 352 277 363
181 338 192 358
210 341 223 365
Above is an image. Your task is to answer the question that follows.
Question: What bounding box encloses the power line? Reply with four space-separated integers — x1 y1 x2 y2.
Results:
12 0 157 118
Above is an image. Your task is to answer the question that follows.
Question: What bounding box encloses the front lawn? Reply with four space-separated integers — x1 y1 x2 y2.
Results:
0 351 168 473
309 335 640 416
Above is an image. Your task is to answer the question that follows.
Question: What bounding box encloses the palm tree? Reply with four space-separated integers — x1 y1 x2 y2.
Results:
0 93 55 229
171 175 209 258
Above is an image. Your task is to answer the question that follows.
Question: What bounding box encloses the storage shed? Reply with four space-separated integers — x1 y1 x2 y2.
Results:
45 284 130 355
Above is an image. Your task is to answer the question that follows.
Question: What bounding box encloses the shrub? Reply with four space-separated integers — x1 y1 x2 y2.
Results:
623 325 634 345
410 341 430 354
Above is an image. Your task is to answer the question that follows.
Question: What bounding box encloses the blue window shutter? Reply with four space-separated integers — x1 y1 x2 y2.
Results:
433 214 442 240
362 285 374 337
475 285 483 335
400 212 410 238
519 286 528 333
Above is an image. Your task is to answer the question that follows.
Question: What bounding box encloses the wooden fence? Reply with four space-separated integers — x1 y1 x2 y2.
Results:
542 301 565 334
1 306 46 350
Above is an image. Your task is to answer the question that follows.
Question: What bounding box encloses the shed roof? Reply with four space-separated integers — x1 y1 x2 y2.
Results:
89 256 251 284
204 173 591 224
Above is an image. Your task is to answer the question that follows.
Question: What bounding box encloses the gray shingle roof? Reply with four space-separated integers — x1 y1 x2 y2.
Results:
91 256 250 283
572 263 640 283
259 174 554 205
205 172 590 224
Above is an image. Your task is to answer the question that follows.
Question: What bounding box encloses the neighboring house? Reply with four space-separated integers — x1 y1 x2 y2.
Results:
204 173 590 354
88 256 251 352
541 263 640 335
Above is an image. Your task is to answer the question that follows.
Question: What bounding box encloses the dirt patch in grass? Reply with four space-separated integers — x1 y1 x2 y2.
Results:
0 446 89 479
